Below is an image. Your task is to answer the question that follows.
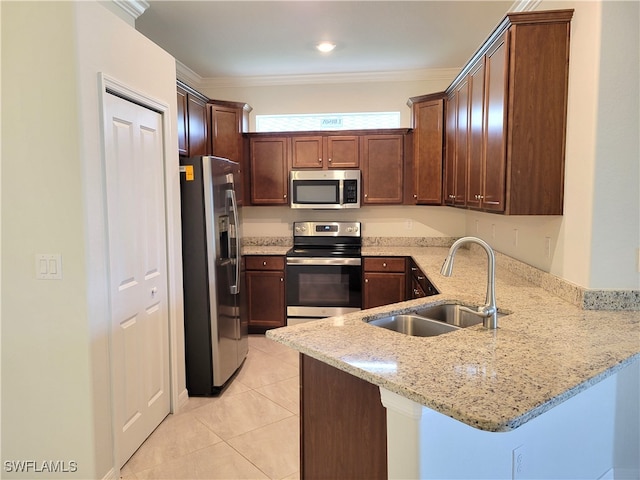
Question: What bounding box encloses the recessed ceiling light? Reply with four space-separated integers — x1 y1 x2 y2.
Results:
316 42 336 53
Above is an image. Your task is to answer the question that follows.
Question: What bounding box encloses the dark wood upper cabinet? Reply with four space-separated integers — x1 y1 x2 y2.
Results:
177 83 209 158
361 134 405 205
407 93 445 205
444 9 573 215
466 57 487 210
176 86 188 156
208 101 250 164
291 134 359 169
248 135 290 205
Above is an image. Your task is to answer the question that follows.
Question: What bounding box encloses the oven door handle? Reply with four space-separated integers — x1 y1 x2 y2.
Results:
286 257 362 266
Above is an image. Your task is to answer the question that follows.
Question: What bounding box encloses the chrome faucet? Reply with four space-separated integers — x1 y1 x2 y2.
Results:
440 237 498 329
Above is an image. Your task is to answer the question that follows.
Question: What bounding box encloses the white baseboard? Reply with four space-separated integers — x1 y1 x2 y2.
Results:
101 467 117 480
176 387 189 412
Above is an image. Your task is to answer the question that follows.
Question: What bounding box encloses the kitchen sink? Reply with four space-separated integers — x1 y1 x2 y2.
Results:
368 314 460 337
413 303 507 328
368 303 509 337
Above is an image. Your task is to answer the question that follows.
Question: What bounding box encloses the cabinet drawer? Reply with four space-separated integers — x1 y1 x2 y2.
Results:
363 257 406 273
245 255 285 271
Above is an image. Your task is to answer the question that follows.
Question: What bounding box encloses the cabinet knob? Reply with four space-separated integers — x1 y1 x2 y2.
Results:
328 158 332 163
318 158 322 163
263 261 267 266
364 194 368 198
283 194 287 199
280 277 284 282
382 262 387 268
365 278 369 283
413 194 417 199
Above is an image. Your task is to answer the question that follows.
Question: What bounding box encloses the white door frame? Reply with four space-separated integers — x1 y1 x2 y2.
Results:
98 73 185 467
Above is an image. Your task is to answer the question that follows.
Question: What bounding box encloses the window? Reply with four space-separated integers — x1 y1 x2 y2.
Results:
255 112 400 132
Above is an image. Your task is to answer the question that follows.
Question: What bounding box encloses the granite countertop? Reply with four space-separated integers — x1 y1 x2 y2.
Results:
265 245 640 432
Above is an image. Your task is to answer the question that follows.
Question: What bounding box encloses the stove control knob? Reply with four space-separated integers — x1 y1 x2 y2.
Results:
295 225 306 233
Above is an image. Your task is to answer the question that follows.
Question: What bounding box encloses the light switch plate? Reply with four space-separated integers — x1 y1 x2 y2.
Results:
35 254 62 280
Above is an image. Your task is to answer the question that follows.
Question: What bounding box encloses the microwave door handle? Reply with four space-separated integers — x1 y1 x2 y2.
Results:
227 188 240 295
339 181 344 205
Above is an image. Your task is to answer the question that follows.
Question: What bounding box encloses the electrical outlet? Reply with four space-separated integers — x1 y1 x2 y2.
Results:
405 219 413 230
545 237 551 259
512 444 527 479
513 229 519 247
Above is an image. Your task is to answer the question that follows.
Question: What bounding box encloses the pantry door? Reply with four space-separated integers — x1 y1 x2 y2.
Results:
104 92 171 466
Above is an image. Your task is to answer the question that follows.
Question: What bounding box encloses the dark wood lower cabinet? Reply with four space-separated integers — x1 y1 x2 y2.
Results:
301 354 388 479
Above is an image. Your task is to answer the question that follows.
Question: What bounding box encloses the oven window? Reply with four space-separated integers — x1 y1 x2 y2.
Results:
287 263 362 309
299 272 349 303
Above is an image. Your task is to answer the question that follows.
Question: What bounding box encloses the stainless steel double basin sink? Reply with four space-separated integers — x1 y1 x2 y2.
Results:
368 303 506 337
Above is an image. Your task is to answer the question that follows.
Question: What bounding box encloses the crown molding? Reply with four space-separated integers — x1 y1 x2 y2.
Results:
111 0 149 20
510 0 542 12
198 68 460 89
176 61 204 90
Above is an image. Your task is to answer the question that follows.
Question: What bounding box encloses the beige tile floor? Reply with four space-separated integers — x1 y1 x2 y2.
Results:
120 335 300 480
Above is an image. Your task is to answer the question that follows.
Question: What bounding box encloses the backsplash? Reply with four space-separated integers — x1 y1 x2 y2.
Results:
242 236 639 311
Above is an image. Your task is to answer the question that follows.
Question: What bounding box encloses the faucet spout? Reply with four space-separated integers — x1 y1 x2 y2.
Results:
440 237 498 329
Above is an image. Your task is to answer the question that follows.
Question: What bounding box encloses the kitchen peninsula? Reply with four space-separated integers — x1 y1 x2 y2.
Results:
263 243 640 479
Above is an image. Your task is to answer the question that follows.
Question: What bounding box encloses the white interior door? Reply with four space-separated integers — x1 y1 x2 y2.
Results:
104 92 171 466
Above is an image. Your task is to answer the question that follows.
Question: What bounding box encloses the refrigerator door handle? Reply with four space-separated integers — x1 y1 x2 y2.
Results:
227 188 241 295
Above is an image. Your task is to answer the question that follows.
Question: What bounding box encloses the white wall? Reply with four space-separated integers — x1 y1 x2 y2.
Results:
202 1 640 290
1 2 183 478
242 205 466 239
200 73 455 131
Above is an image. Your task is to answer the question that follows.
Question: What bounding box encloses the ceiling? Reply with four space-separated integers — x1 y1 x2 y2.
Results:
135 1 517 81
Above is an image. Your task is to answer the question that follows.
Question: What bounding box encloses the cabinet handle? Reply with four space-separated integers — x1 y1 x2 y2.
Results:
417 275 425 280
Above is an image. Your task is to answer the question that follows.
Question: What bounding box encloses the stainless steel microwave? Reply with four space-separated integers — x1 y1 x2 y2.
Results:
290 170 360 209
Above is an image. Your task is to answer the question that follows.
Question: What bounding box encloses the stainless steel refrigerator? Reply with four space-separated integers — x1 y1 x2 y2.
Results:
179 156 248 395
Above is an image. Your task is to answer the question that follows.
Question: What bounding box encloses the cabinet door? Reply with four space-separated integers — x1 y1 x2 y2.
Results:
292 136 323 168
176 86 188 156
210 104 242 163
326 135 359 168
361 135 404 204
246 270 285 329
301 354 387 480
483 33 508 212
249 137 289 205
187 94 209 157
454 78 469 206
413 99 444 204
466 59 486 209
444 92 457 205
363 272 406 309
